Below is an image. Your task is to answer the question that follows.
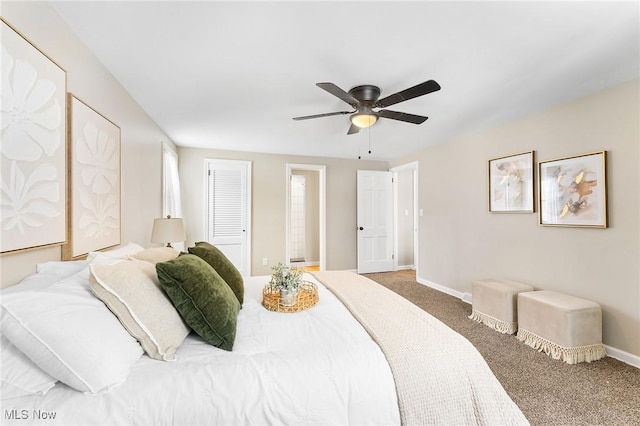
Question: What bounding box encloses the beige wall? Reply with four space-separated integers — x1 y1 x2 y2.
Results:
178 148 387 275
0 2 173 287
392 80 640 357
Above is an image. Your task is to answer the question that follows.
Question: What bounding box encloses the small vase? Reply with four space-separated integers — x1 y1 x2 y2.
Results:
280 288 298 307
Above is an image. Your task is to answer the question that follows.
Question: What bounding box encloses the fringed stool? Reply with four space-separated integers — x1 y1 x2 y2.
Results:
468 279 534 335
516 291 606 364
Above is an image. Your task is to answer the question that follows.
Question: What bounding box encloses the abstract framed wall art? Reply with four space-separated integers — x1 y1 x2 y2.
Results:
63 95 121 259
538 151 607 228
1 19 67 254
488 151 534 213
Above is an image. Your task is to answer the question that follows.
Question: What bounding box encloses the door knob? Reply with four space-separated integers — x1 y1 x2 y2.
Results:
359 227 364 231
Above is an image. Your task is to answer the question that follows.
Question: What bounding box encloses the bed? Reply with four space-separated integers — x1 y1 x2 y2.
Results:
1 245 528 425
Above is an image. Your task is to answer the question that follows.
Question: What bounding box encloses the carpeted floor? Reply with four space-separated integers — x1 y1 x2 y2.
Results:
362 270 640 426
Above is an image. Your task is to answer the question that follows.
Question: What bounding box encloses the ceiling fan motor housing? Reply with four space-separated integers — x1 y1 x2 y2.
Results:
348 85 381 106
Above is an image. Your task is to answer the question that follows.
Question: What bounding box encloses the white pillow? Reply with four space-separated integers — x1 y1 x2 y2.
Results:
1 335 56 400
36 260 88 277
90 260 190 361
0 268 143 394
128 247 179 265
88 253 128 266
86 242 145 263
3 266 70 294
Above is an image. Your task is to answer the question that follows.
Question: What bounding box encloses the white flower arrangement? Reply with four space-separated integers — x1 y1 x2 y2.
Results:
269 263 303 292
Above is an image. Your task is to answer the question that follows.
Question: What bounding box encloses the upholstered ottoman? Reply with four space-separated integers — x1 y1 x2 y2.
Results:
516 291 606 364
468 279 534 334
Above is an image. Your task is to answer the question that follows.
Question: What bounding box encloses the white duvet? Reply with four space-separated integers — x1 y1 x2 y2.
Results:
1 275 401 425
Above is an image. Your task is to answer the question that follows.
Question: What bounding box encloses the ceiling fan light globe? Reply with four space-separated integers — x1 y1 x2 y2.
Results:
350 113 378 128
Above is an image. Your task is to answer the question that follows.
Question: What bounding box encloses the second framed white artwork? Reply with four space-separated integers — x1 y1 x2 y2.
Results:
63 95 121 259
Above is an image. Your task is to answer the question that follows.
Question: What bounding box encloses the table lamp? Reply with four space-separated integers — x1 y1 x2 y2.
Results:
151 215 186 248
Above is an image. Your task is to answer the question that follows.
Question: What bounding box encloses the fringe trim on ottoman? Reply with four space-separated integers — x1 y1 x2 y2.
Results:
468 309 517 335
516 328 606 365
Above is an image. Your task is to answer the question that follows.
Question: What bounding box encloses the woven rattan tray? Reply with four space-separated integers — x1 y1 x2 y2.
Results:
262 281 319 313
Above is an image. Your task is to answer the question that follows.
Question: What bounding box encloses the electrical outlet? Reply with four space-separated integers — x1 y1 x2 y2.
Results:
262 258 268 266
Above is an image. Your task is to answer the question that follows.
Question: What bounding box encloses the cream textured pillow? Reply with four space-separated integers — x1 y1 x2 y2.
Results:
129 247 179 265
86 242 145 263
90 260 190 361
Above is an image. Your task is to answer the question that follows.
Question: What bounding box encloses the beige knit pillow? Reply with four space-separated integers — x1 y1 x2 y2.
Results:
129 247 179 264
89 260 190 361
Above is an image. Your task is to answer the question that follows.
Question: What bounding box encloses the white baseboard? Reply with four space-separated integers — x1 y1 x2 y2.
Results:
604 345 640 368
397 265 415 271
416 276 640 370
416 276 465 300
291 261 319 267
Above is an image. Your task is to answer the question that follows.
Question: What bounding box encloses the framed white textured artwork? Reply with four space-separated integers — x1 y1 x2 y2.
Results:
538 151 607 228
488 151 534 213
63 95 121 259
1 18 67 254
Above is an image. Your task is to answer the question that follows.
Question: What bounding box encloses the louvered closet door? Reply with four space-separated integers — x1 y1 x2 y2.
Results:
206 160 251 276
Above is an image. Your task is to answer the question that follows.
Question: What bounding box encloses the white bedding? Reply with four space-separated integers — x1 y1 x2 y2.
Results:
1 274 401 425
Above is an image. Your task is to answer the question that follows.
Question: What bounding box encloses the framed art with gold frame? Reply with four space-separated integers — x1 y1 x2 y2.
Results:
488 151 534 213
63 94 121 259
1 18 67 254
538 151 607 228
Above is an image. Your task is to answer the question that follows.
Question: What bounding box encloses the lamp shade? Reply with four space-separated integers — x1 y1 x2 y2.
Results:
151 216 186 247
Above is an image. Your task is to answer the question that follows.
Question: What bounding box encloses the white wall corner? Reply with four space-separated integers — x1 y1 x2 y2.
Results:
462 292 473 304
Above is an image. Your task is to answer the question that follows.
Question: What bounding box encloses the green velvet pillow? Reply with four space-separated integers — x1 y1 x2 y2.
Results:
156 254 240 351
188 241 244 306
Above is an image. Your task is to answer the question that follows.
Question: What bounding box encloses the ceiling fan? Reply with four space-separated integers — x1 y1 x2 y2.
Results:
293 80 441 135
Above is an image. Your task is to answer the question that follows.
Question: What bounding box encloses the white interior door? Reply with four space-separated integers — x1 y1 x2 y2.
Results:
357 170 394 273
206 159 251 276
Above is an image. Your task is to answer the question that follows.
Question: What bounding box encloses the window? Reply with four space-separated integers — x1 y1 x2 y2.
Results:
162 144 184 251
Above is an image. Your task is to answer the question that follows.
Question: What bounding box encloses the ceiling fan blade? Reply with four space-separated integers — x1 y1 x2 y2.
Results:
375 80 441 108
293 111 352 121
317 82 360 106
347 123 360 135
378 109 428 124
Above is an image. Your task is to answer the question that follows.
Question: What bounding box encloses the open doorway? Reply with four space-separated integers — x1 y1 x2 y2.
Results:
285 164 326 272
391 162 418 274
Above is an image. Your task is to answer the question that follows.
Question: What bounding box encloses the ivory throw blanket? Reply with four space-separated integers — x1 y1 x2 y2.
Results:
313 271 529 426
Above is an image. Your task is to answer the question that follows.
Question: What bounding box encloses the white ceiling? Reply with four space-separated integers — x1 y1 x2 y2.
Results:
49 1 639 161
